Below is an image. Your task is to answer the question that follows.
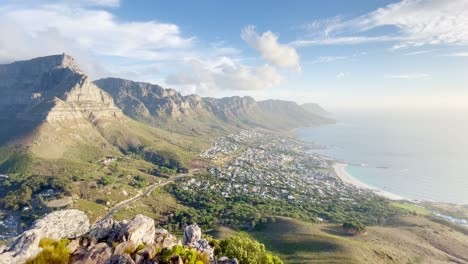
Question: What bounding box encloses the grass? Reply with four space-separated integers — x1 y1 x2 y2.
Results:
74 199 107 223
113 189 189 222
390 202 432 216
237 216 468 264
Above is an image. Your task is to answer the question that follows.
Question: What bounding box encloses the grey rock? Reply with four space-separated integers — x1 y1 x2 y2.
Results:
183 224 214 260
183 224 202 245
71 242 113 264
0 209 90 264
107 253 136 264
218 256 239 264
88 218 115 244
154 228 181 249
114 241 136 255
115 215 155 246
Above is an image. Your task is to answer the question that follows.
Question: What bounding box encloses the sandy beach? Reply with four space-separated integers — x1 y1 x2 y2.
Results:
333 163 406 201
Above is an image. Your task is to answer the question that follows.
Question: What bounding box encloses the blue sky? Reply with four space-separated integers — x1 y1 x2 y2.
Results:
1 0 467 109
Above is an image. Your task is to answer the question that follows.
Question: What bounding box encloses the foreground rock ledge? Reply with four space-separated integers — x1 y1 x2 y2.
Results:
0 209 90 264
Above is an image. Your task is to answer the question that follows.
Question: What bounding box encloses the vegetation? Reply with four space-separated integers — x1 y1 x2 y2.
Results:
161 245 209 264
25 238 70 264
342 221 366 235
163 174 405 231
0 151 33 176
219 234 283 264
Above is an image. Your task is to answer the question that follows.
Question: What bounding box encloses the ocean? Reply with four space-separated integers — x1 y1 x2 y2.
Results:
295 109 468 204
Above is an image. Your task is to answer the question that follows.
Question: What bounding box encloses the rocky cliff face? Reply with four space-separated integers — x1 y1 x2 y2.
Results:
95 78 331 132
93 78 204 122
0 54 121 123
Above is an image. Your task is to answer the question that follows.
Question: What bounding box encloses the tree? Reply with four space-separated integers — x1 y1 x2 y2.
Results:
342 221 366 236
219 234 283 264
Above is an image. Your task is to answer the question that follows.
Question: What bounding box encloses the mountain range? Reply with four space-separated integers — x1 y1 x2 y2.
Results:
0 54 331 206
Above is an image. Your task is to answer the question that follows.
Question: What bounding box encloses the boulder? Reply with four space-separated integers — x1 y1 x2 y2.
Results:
183 224 202 245
114 241 136 255
71 242 113 264
115 215 155 245
108 253 136 264
0 209 90 264
218 256 239 264
88 218 115 244
183 224 214 260
154 228 181 249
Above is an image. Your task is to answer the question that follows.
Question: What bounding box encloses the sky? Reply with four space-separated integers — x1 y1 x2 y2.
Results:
0 0 467 110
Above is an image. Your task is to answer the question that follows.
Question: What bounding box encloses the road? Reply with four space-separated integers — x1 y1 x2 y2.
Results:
97 171 196 223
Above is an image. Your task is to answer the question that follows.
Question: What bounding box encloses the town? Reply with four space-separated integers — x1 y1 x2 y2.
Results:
179 130 375 216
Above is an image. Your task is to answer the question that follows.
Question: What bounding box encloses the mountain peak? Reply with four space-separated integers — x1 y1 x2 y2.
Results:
19 53 83 73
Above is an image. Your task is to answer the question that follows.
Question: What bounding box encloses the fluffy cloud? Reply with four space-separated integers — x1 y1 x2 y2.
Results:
166 57 283 94
241 26 301 71
0 2 194 76
296 0 468 49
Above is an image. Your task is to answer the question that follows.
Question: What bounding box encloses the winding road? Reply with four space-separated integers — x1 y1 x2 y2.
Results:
97 172 195 223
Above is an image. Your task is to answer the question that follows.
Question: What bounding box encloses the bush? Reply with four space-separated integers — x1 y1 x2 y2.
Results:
161 245 209 264
25 238 70 264
219 234 283 264
342 220 366 235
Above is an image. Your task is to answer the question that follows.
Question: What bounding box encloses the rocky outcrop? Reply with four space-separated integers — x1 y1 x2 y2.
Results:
0 210 242 264
183 224 214 260
0 209 90 264
117 215 155 246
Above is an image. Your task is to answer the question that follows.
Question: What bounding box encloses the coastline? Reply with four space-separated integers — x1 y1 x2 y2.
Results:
333 163 406 201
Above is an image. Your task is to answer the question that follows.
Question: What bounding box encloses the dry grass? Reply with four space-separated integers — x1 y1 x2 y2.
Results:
247 216 468 264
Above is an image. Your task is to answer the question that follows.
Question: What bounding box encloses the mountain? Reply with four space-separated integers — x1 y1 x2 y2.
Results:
301 102 331 116
0 55 205 213
94 77 332 134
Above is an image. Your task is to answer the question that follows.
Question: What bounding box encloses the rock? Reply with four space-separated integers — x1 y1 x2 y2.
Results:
116 215 155 245
67 239 80 253
183 224 202 245
114 241 136 255
183 224 214 260
134 245 155 264
218 256 239 264
88 218 115 244
154 228 181 249
71 243 113 264
0 209 90 264
108 253 136 264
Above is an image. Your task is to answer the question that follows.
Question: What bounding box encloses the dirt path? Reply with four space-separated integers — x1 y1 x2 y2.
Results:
97 171 197 223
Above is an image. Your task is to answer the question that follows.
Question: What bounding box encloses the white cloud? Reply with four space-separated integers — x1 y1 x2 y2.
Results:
336 72 350 79
0 3 194 75
404 50 434 56
296 0 468 49
166 57 283 94
447 52 468 57
241 25 301 71
71 0 121 7
292 36 402 46
384 73 429 79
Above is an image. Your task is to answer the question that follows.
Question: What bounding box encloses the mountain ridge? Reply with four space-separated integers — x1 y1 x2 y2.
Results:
94 77 332 134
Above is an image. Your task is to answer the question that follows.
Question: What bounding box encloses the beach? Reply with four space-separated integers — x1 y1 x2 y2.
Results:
333 163 406 201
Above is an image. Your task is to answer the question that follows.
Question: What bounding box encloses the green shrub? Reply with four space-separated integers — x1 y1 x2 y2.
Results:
25 238 71 264
342 220 366 235
219 234 283 264
160 245 209 264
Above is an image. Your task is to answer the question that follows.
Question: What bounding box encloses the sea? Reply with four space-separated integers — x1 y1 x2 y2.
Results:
295 109 468 205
